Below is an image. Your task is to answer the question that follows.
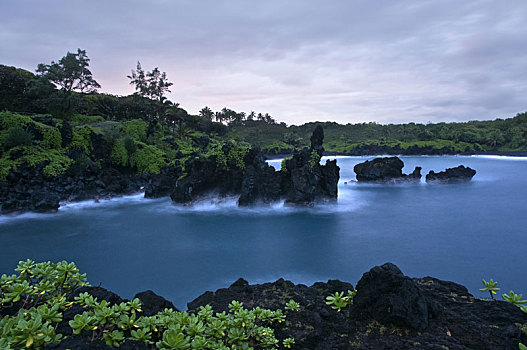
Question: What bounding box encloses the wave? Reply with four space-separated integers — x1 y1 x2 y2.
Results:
147 188 365 217
0 192 152 225
0 211 54 225
470 155 527 161
58 192 150 211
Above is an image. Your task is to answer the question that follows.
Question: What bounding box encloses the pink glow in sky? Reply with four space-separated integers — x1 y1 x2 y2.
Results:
2 0 526 124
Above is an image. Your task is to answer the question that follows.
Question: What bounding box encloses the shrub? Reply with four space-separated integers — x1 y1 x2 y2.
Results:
325 289 357 312
71 114 104 123
123 135 137 156
206 140 251 170
309 149 321 168
0 156 18 181
227 142 251 169
70 125 93 154
281 156 292 174
130 143 167 174
122 119 147 141
111 138 129 167
0 260 298 349
42 127 62 149
22 147 72 178
0 111 33 129
3 126 33 149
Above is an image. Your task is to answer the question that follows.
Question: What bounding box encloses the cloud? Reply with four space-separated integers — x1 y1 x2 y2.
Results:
1 0 526 124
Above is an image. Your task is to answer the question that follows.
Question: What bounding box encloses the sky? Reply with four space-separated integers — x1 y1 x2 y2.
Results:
1 0 527 125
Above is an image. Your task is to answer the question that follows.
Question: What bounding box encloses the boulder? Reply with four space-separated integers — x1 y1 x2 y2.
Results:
170 156 222 203
352 263 429 330
426 165 476 183
144 166 182 198
31 191 60 212
353 157 421 183
133 290 178 316
238 152 281 206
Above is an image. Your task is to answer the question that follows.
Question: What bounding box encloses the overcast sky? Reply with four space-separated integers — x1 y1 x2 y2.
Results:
2 0 526 125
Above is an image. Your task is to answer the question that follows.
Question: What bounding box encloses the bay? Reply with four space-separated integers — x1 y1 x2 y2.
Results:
1 155 526 309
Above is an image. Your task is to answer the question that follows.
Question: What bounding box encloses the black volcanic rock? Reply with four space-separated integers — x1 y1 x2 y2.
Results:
59 121 73 147
353 156 421 183
23 264 527 349
0 160 146 214
170 156 231 203
281 149 339 205
144 166 182 198
238 152 282 206
310 125 324 152
31 190 61 212
353 263 429 330
133 290 178 316
426 165 476 183
280 126 339 205
170 127 340 207
187 264 527 350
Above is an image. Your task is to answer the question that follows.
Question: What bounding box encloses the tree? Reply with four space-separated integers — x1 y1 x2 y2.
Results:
264 113 275 124
128 62 173 102
36 49 100 93
199 106 214 120
0 65 35 111
127 62 148 97
147 67 172 102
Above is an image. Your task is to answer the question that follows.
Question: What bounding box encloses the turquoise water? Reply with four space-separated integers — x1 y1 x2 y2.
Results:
1 155 526 309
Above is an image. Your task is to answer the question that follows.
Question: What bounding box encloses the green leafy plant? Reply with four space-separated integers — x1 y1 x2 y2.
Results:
308 149 321 168
325 289 357 312
3 126 33 149
71 125 94 154
480 279 500 301
283 337 295 348
284 299 300 311
1 259 299 349
502 291 527 306
42 127 62 149
72 114 104 123
519 343 527 350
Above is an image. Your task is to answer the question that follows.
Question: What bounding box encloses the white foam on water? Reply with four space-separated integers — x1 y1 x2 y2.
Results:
58 192 149 211
0 211 52 225
470 155 527 161
148 196 298 216
0 192 152 225
146 186 367 216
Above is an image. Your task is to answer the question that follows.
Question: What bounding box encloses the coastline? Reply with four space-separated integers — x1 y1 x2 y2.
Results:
3 261 525 349
264 150 527 159
2 152 526 216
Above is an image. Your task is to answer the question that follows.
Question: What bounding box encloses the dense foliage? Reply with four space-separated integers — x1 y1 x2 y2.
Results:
0 260 298 349
0 111 253 182
229 114 527 154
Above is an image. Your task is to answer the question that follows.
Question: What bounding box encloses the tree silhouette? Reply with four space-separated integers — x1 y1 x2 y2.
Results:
128 62 173 101
36 49 100 93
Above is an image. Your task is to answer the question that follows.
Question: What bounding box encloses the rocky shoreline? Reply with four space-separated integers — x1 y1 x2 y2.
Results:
0 140 514 215
23 263 526 349
0 126 340 214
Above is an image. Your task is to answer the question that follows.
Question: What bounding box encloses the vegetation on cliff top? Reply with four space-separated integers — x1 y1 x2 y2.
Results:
1 49 527 182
